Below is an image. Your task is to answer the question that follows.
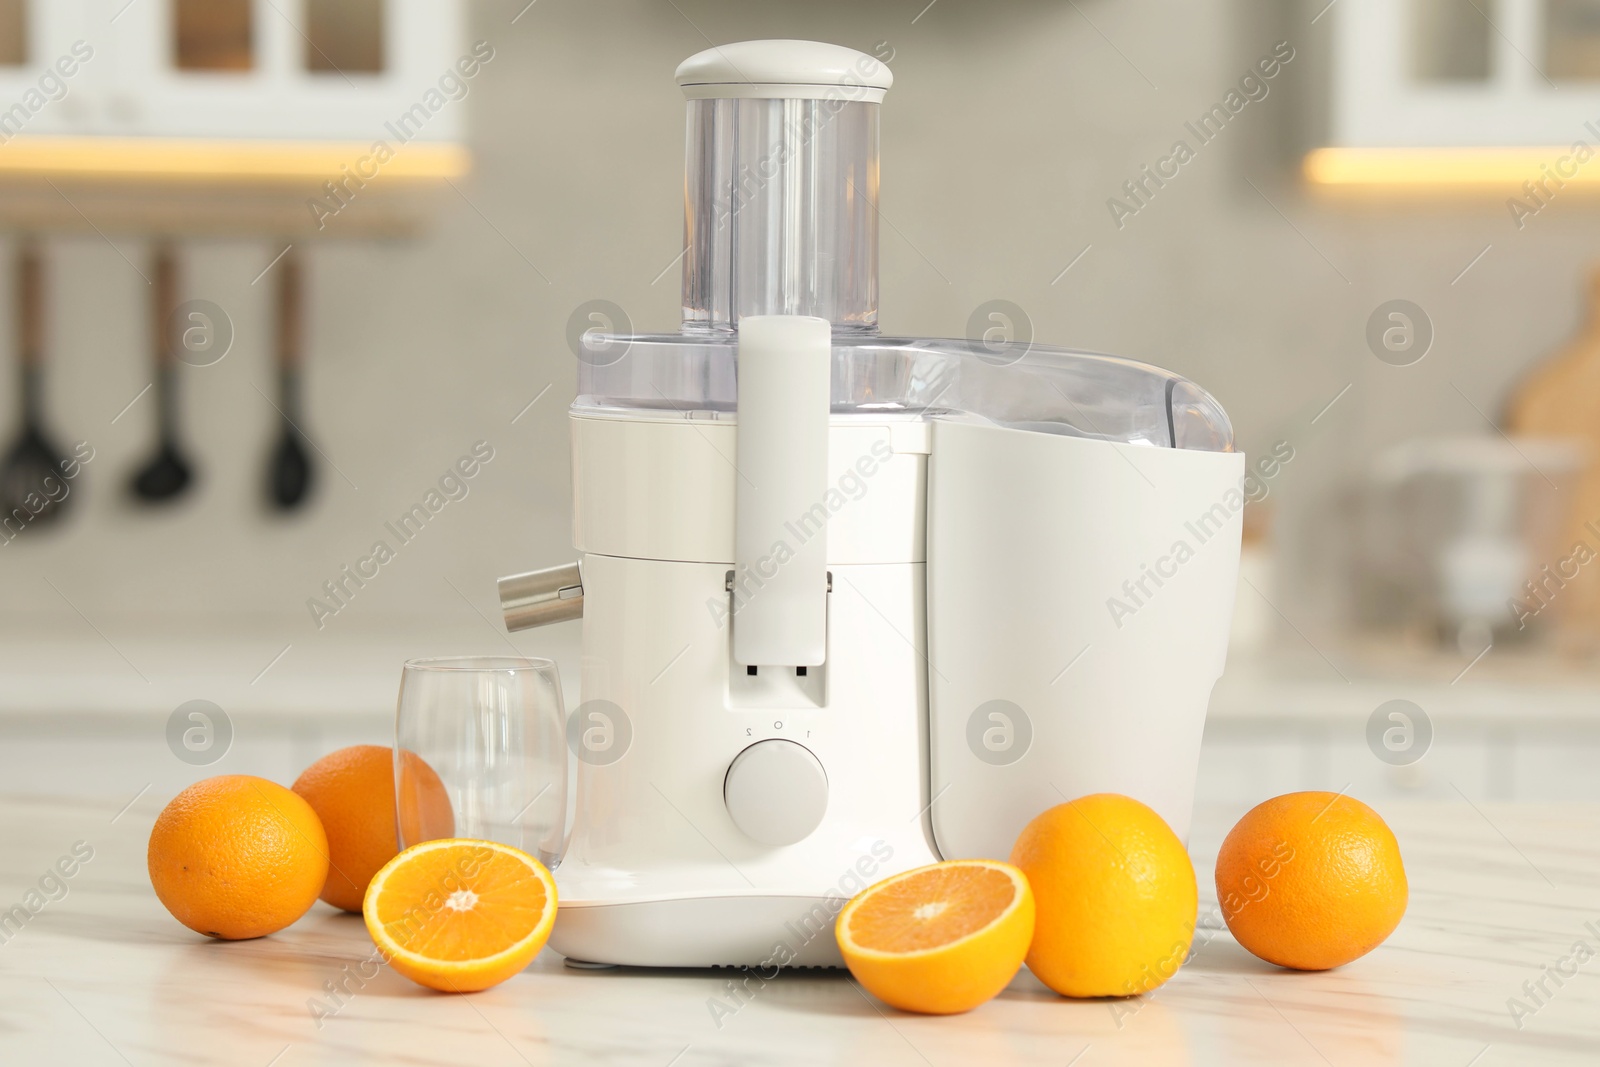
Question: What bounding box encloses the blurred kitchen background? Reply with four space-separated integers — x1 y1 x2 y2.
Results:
4 0 1600 806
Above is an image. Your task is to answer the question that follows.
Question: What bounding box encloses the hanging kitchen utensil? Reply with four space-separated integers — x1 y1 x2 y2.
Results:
266 250 314 510
129 244 195 504
0 241 73 528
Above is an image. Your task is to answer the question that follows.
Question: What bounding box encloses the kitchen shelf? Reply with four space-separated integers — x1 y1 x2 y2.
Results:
0 182 450 238
0 134 469 237
0 135 467 182
1304 145 1600 192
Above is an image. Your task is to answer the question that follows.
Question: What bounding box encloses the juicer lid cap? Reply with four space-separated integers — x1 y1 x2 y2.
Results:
675 39 893 102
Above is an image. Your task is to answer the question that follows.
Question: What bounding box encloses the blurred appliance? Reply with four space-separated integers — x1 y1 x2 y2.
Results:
1360 436 1580 651
498 41 1244 968
1508 269 1600 634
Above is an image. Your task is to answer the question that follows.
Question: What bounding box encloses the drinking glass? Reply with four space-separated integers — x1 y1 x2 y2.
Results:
394 656 567 868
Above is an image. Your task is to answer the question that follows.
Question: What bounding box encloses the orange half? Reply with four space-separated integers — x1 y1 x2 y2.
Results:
836 859 1035 1014
363 838 557 993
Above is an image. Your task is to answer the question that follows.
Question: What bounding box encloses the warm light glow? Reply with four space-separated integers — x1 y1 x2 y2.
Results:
0 136 470 182
1304 146 1600 189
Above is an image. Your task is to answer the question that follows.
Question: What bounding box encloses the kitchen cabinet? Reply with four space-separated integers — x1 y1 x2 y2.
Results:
0 0 471 234
1309 0 1600 188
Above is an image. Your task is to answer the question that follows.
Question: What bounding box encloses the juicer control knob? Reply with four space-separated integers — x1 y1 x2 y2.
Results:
723 740 828 847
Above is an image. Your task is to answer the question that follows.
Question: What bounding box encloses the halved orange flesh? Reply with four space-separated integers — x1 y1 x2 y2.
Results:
836 860 1035 1014
363 838 556 992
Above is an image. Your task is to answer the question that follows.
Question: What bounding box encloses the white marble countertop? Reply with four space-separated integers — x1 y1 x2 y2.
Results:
4 793 1597 1065
0 621 586 725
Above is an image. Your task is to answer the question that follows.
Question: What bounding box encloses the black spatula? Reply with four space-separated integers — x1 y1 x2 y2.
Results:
0 242 73 529
266 251 313 510
129 244 195 504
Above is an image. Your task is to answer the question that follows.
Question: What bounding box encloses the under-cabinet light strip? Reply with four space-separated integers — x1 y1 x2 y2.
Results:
1304 146 1600 189
0 136 470 182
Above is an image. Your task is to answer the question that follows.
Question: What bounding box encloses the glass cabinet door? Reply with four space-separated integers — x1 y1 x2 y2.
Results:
306 0 384 74
173 0 253 72
0 0 24 66
1413 0 1492 81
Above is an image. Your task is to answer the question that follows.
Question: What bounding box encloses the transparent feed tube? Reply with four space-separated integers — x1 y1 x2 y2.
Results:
682 97 880 332
579 42 1236 455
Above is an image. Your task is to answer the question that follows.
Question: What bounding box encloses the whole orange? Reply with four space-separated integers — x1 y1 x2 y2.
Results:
147 775 328 939
292 745 453 913
1215 791 1407 971
1010 794 1197 998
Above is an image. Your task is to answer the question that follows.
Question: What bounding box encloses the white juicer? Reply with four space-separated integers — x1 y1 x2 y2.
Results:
498 40 1245 968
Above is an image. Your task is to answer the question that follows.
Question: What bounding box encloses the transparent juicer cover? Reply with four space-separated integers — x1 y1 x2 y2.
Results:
576 41 1234 454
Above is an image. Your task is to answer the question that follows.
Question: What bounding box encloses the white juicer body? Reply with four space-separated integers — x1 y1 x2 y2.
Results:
498 40 1246 969
552 413 941 968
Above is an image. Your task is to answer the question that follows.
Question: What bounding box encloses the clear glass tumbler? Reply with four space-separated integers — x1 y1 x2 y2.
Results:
394 656 567 868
